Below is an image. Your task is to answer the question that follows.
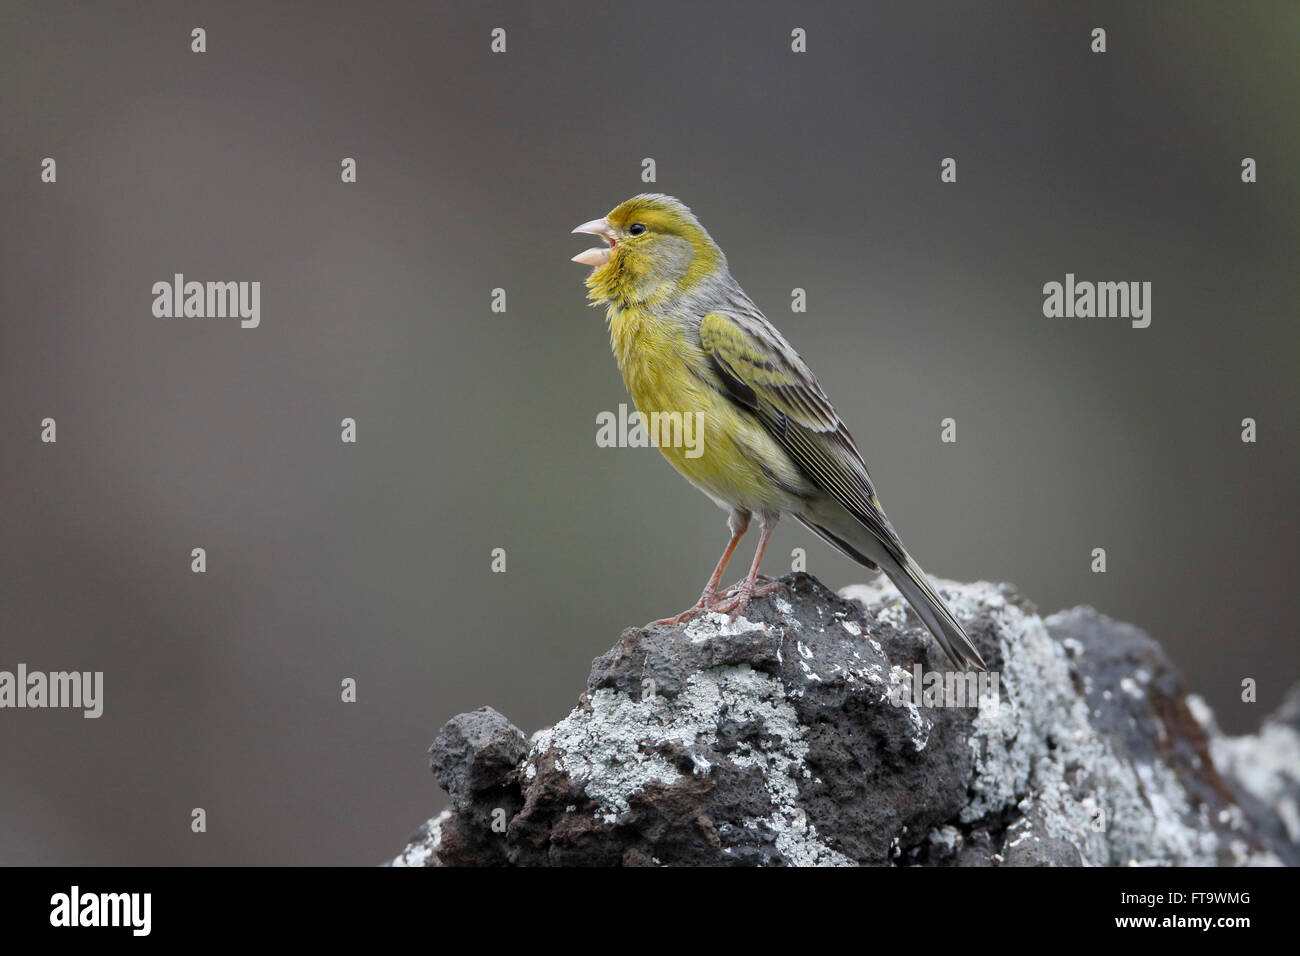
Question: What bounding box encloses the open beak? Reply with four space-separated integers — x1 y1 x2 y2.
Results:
571 217 617 267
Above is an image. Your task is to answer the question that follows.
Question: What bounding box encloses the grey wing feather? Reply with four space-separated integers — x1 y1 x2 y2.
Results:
700 300 907 560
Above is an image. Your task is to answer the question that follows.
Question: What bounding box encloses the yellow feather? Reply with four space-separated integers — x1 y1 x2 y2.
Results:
607 302 804 516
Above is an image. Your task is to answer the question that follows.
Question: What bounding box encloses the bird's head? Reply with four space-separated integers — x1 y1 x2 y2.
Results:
571 194 725 307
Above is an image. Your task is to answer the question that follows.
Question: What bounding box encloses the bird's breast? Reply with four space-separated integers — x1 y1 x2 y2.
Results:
608 306 809 515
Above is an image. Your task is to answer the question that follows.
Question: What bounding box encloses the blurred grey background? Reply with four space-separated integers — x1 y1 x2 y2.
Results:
1 1 1296 864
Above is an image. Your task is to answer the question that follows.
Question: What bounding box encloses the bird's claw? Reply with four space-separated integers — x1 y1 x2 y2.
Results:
706 579 788 623
752 579 786 598
651 579 786 628
650 607 702 626
719 574 776 598
650 587 720 626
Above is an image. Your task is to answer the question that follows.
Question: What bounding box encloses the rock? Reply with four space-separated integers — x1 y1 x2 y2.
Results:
418 707 527 866
1193 684 1300 862
389 573 1297 866
428 706 528 809
386 810 449 868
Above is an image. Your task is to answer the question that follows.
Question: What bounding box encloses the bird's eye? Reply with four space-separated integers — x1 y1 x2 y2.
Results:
628 223 647 236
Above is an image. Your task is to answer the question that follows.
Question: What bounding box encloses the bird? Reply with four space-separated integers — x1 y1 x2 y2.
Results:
571 194 987 671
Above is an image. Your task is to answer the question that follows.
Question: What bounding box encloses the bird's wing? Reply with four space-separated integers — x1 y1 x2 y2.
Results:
699 308 906 557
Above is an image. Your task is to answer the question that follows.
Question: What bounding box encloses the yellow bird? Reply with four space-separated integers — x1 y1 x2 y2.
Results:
572 194 986 671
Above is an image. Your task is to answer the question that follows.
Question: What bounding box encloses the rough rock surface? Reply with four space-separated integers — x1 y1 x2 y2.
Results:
389 573 1298 867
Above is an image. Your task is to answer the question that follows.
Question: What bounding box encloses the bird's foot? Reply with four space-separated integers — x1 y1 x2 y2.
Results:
650 587 721 626
650 607 702 626
710 579 786 622
719 574 776 597
652 577 785 627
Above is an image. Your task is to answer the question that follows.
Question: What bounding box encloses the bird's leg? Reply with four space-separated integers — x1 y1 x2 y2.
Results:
651 511 750 626
710 519 784 621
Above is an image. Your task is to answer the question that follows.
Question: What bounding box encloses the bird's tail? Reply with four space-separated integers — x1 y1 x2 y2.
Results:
796 506 988 671
876 550 987 671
